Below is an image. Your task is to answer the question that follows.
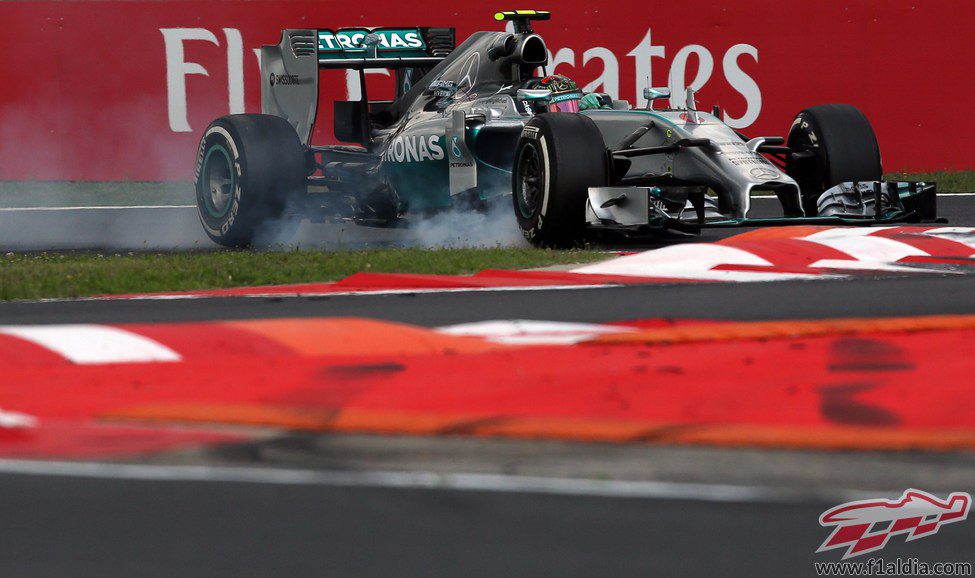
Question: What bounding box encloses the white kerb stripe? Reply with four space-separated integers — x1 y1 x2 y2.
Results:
0 408 37 429
571 244 825 282
436 319 635 345
0 324 181 364
924 227 975 255
802 227 927 263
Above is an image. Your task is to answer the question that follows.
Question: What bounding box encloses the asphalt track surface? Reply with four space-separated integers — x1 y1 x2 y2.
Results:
2 469 972 578
2 196 975 576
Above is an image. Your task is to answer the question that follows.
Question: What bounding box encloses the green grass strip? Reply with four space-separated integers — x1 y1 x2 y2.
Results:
884 171 975 193
0 248 608 301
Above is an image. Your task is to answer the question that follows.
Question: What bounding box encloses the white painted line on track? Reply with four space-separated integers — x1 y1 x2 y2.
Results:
0 205 195 212
0 459 876 504
0 324 181 364
21 283 642 304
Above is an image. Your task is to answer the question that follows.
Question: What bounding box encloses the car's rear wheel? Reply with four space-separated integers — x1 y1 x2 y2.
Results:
512 113 608 247
195 114 306 247
785 104 882 217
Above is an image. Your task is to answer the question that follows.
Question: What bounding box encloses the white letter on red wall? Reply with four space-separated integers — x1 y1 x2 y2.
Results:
668 45 713 109
161 28 219 132
627 29 666 107
722 44 761 129
582 47 619 99
224 28 245 115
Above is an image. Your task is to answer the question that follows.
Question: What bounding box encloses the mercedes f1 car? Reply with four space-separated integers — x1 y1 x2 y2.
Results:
194 10 939 247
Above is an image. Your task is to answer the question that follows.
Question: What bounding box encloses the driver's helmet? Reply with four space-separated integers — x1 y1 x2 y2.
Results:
536 74 583 113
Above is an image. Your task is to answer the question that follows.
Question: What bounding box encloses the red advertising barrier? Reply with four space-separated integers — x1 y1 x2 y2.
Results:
1 1 972 181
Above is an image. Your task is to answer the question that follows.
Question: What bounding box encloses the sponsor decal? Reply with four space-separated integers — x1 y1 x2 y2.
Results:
429 80 458 108
794 118 820 145
268 73 299 87
749 167 779 180
450 136 463 159
551 91 582 103
521 126 540 139
318 28 425 52
726 153 775 168
448 137 472 168
429 79 457 98
381 134 444 163
816 489 971 559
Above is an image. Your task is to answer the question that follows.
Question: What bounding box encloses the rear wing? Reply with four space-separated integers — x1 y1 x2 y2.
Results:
261 27 454 143
317 27 452 68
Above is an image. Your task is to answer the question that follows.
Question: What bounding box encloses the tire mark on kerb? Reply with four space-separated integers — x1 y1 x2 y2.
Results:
819 337 910 427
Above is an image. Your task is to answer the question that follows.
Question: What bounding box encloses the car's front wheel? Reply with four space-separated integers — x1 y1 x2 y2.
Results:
512 113 608 247
785 104 882 217
195 114 305 247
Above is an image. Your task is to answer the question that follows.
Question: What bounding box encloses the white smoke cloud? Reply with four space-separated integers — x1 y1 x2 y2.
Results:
402 198 528 249
258 196 528 250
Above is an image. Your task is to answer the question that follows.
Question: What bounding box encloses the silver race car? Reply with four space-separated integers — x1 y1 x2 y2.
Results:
194 10 938 247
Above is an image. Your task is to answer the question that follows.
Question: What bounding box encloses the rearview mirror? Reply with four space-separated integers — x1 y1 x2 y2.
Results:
643 87 671 101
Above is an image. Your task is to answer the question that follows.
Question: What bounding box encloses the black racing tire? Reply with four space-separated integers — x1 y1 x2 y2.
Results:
194 114 306 247
785 104 882 217
511 113 608 247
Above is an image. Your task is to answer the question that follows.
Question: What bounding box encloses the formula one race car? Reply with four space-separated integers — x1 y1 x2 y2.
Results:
194 10 938 247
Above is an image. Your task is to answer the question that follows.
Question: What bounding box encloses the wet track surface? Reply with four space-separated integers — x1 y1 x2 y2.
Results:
2 195 974 576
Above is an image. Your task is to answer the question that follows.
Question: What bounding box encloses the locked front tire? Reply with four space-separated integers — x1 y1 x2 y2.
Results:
512 113 608 247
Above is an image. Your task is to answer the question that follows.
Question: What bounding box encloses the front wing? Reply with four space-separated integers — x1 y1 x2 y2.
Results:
585 181 940 236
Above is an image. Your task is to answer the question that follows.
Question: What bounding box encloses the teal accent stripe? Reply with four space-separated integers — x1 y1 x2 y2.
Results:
582 109 679 127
